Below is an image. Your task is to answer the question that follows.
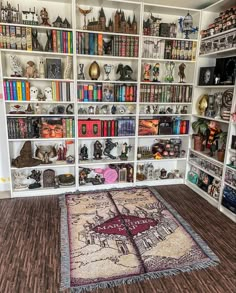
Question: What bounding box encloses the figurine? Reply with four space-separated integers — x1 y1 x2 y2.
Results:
103 139 118 159
152 63 160 82
79 168 91 185
39 58 45 78
32 29 42 51
203 120 221 157
119 143 132 161
214 92 223 119
160 168 167 179
32 119 40 137
64 56 73 79
77 64 85 80
116 64 134 81
44 87 53 100
25 104 34 114
66 104 73 114
27 170 42 189
52 16 63 27
93 140 103 160
111 105 117 114
208 178 221 199
78 6 93 29
30 87 39 100
13 171 28 190
205 95 215 118
35 145 57 164
62 18 71 28
178 12 198 39
40 8 51 26
25 61 38 78
91 174 105 185
10 55 23 77
45 30 53 52
143 63 151 81
178 63 186 83
79 144 88 160
54 176 60 188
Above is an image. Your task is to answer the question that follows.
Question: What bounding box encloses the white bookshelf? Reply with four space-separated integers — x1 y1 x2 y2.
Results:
0 0 235 222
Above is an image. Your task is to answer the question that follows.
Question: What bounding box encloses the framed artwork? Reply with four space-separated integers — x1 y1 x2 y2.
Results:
46 58 62 79
198 67 215 85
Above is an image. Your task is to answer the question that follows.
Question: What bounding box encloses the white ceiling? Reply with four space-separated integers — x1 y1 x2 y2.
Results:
141 0 220 10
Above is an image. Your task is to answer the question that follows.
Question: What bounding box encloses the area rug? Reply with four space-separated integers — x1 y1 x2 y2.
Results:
60 187 219 292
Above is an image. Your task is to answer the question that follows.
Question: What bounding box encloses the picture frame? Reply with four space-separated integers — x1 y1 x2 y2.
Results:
198 67 215 86
46 58 62 79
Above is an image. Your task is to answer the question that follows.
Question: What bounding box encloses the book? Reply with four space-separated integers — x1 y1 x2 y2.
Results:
16 81 22 100
21 27 27 50
5 26 10 49
25 81 30 101
46 59 62 79
10 26 16 49
98 34 103 55
15 26 21 49
26 27 32 51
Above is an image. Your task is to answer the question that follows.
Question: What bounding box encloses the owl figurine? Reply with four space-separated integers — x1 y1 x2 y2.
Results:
10 55 23 77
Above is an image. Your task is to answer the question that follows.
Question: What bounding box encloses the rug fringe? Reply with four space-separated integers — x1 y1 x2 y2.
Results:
59 195 71 290
68 259 218 293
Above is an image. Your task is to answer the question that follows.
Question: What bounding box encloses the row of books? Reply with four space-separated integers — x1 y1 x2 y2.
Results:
0 25 73 53
7 117 75 139
3 80 74 101
78 119 135 137
140 84 193 103
142 39 197 61
77 84 137 102
76 32 139 57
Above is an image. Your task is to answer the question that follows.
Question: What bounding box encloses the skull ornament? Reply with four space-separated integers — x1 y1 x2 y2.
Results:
30 86 39 100
44 87 53 100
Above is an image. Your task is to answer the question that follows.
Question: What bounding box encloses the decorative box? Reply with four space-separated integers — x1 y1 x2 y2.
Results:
78 119 101 137
159 117 172 135
159 23 170 37
138 119 159 136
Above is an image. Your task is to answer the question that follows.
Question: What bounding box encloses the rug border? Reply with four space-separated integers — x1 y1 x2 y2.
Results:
60 185 220 293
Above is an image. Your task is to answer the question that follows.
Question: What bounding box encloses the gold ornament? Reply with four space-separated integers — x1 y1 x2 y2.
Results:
89 61 100 80
78 7 93 29
197 94 208 116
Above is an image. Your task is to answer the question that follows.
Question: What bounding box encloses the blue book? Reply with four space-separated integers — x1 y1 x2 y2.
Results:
6 81 11 100
89 33 94 55
12 81 17 100
21 81 26 100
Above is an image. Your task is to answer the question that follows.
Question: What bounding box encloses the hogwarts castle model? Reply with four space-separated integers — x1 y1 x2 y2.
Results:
86 8 137 34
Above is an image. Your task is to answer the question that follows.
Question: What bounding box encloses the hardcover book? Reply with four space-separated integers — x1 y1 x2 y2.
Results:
46 59 62 79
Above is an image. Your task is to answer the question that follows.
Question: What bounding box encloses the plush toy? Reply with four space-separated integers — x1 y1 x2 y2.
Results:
44 87 53 100
30 86 39 100
25 61 38 78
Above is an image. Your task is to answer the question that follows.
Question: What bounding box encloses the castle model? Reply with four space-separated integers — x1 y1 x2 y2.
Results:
87 8 137 34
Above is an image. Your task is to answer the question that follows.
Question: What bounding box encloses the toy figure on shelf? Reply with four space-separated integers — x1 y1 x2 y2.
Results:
119 143 132 161
152 63 160 82
116 64 135 81
208 178 221 199
10 55 23 77
178 12 198 39
35 144 57 164
45 30 53 51
80 144 88 160
32 29 42 51
93 140 103 160
178 63 186 83
143 63 151 81
79 167 91 185
0 2 20 23
25 61 38 78
203 120 222 157
78 6 93 30
27 170 42 189
40 8 51 26
103 139 118 159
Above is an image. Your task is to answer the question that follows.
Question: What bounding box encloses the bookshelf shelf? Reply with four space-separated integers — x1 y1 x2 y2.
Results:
141 58 196 63
3 77 74 82
5 100 73 104
0 22 73 32
11 163 76 170
196 85 235 89
192 115 230 124
142 35 198 42
189 149 224 167
8 138 75 142
77 101 136 104
6 114 75 117
140 82 194 86
224 182 236 191
138 158 186 163
79 160 135 166
188 161 222 181
76 29 139 38
199 47 236 58
77 54 139 60
139 114 191 117
77 80 138 84
78 136 135 140
1 49 73 56
78 114 136 117
138 134 189 138
201 28 236 41
139 102 192 105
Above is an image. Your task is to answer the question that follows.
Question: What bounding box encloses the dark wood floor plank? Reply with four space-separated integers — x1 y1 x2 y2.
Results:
0 185 235 293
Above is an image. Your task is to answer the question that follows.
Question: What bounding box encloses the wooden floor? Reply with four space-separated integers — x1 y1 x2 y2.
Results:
0 185 235 293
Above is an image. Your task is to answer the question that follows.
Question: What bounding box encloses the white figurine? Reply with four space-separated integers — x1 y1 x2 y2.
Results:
30 86 39 100
44 87 53 100
14 171 28 190
39 57 45 78
34 103 41 114
63 56 73 79
10 55 23 77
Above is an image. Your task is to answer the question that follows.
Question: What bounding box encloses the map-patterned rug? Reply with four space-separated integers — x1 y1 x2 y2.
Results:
60 187 219 292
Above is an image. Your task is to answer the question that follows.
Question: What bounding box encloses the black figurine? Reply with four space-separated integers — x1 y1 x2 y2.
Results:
27 170 42 189
111 105 117 114
80 144 88 160
103 139 118 160
32 119 40 138
116 64 134 81
93 140 103 160
45 30 53 52
32 29 42 51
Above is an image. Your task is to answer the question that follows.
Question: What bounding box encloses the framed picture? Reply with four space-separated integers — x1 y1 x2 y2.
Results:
46 58 62 79
198 67 215 85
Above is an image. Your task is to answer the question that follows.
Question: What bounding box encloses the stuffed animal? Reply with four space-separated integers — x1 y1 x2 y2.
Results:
39 57 45 78
25 61 38 78
44 87 53 100
30 86 39 100
208 178 221 199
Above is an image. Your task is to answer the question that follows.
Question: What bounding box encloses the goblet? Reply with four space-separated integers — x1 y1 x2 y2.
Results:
104 64 114 81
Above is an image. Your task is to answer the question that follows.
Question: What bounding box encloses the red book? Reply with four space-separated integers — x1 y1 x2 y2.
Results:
111 120 115 136
52 30 57 52
125 86 130 102
56 81 60 101
180 120 187 134
103 120 108 137
129 86 134 102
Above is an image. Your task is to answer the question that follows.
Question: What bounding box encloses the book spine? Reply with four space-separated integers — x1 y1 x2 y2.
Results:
25 81 30 101
21 27 26 50
98 34 103 55
6 25 10 49
191 41 197 61
21 81 26 101
134 37 139 57
62 119 66 137
3 81 7 100
56 81 60 101
70 32 73 53
94 34 98 55
84 32 89 55
5 81 10 100
68 31 71 54
10 26 16 49
0 25 2 48
15 26 21 49
26 27 32 51
2 25 6 48
81 32 85 54
66 119 70 137
63 31 66 53
65 31 68 53
57 30 61 53
89 33 94 55
9 81 14 100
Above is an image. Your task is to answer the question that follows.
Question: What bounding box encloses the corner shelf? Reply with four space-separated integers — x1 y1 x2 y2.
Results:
192 114 230 124
1 49 73 56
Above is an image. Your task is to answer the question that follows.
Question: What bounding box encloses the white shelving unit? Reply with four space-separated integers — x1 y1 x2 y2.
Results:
0 0 235 222
186 0 236 222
